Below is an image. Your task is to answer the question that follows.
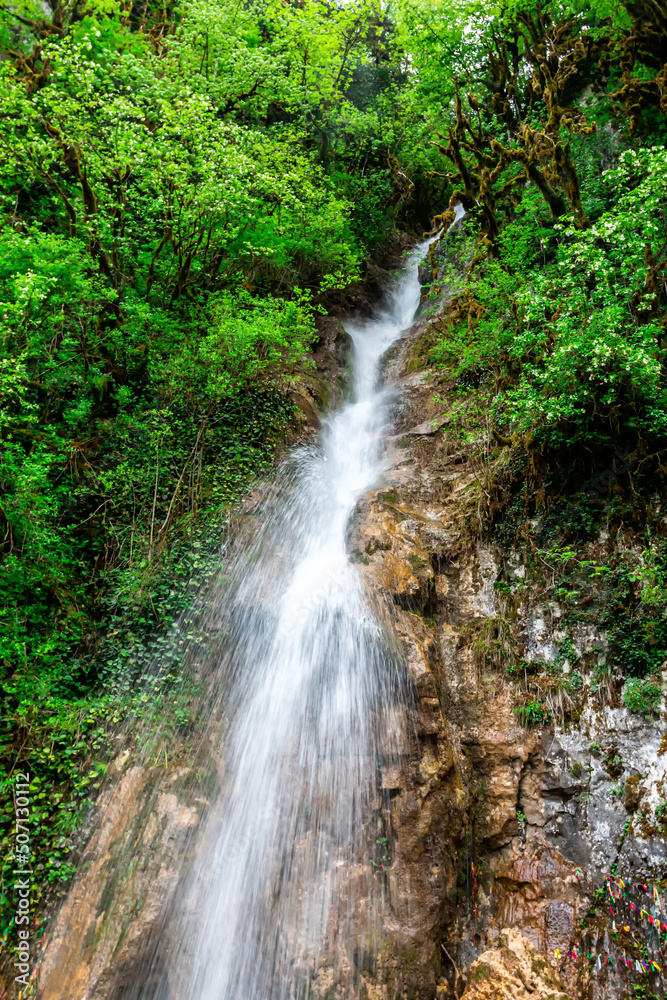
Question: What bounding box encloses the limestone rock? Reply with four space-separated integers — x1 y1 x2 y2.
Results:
461 929 569 1000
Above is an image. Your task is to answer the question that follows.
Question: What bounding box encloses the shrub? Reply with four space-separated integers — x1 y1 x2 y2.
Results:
622 676 662 718
514 700 550 727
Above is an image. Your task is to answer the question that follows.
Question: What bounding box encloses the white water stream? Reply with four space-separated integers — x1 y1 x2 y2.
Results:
151 242 431 1000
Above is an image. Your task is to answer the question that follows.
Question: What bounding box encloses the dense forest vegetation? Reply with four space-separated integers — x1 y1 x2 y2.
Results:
1 0 666 938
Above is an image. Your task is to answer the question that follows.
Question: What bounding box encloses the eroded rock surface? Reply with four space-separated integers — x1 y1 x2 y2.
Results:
37 758 211 1000
460 929 568 1000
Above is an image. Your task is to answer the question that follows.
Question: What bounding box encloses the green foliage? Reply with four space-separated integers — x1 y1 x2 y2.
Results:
622 677 662 717
603 549 667 683
498 491 667 693
501 147 667 449
514 700 550 727
370 836 391 873
154 291 317 400
413 0 667 467
430 143 667 456
655 800 667 824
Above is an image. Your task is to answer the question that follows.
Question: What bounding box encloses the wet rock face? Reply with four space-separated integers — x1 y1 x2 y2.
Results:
379 609 467 998
37 759 210 1000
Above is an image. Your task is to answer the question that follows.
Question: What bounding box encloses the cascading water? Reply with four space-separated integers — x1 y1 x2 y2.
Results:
142 241 432 1000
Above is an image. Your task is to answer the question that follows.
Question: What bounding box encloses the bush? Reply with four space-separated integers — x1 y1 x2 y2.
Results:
430 144 667 461
622 677 662 718
514 700 550 727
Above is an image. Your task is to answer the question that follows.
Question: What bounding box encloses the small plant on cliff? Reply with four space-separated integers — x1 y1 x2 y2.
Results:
631 985 662 1000
655 800 667 827
471 616 518 671
622 677 662 718
514 700 550 727
371 837 391 873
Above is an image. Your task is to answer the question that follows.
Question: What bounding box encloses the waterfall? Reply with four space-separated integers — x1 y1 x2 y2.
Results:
141 241 431 1000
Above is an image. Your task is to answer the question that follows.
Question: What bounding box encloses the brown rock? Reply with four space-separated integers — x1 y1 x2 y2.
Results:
461 928 569 1000
37 764 205 1000
491 842 580 957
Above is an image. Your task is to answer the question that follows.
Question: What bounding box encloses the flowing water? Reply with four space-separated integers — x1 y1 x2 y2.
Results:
147 242 431 1000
